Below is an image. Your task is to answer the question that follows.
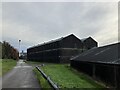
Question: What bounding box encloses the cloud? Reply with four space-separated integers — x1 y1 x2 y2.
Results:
2 2 118 51
118 1 120 42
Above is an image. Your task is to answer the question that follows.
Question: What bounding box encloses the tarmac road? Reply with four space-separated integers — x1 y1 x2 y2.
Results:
2 60 40 89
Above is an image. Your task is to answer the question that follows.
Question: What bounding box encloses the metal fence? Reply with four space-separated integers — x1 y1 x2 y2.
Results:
36 66 59 90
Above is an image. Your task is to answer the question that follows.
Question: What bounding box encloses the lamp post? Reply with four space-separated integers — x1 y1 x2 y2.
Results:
19 40 21 58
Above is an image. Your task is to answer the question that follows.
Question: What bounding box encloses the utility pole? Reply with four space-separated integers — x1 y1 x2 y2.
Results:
19 40 21 58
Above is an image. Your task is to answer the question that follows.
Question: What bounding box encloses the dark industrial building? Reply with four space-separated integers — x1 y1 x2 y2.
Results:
27 34 98 63
81 37 98 50
71 42 120 89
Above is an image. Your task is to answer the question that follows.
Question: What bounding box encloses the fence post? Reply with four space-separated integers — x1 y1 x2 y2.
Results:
93 64 96 79
114 65 117 89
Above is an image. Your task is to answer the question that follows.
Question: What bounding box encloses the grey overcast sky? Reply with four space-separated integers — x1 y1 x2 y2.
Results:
1 2 118 52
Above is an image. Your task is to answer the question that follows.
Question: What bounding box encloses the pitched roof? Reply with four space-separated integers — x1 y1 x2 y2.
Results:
81 37 88 42
71 42 120 64
28 34 80 49
81 37 97 43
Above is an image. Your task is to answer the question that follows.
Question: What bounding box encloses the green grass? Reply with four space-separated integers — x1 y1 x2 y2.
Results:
34 68 52 89
26 60 42 66
26 61 105 89
41 64 105 88
26 60 54 67
0 59 17 76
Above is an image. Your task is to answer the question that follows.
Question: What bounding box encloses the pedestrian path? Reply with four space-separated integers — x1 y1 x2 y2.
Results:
2 60 40 89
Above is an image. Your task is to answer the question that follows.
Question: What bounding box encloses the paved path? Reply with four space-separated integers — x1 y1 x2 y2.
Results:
2 60 40 89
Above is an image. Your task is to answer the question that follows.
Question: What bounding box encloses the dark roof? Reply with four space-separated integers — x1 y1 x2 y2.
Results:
81 37 97 43
81 37 89 42
71 42 120 64
28 34 80 49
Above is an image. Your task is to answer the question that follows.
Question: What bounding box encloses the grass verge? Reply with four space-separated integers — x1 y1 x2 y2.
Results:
41 64 105 89
26 60 42 66
33 68 52 89
0 59 17 76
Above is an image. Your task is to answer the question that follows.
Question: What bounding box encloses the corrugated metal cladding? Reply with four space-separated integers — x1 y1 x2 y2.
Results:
27 34 98 63
71 42 120 89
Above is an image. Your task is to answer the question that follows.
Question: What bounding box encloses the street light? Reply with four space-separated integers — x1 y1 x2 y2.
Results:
19 40 21 57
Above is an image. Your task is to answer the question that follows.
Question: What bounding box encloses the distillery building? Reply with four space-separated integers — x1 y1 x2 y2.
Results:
27 34 98 63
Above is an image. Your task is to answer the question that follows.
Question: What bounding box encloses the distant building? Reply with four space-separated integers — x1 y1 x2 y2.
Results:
20 50 27 59
71 42 120 89
27 34 98 63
